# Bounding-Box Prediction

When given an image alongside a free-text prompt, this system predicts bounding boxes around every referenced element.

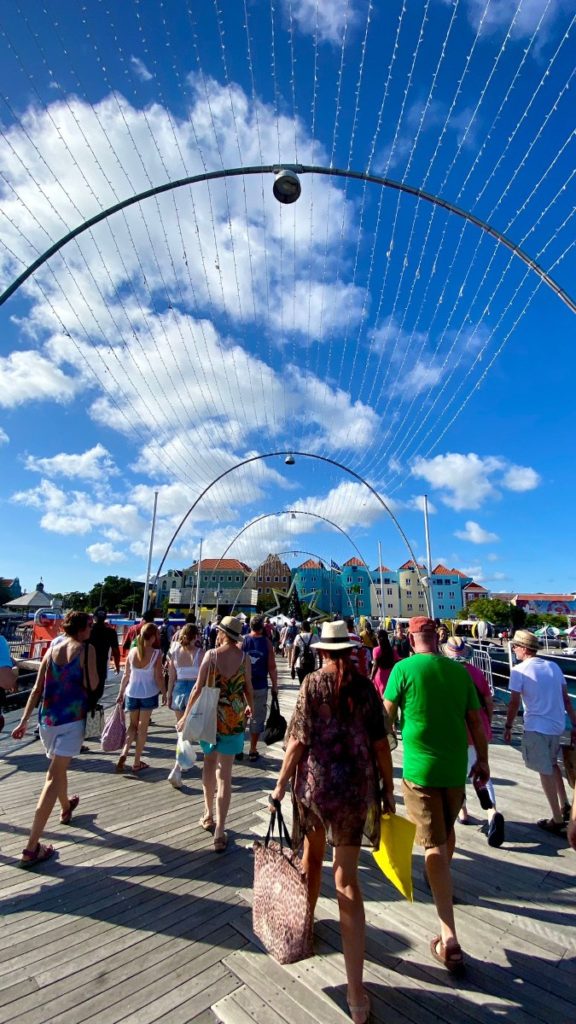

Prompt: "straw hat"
[312,620,360,651]
[216,615,243,640]
[511,629,539,651]
[442,636,472,660]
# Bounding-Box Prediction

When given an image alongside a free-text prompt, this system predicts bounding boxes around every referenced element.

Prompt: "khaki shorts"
[402,779,465,849]
[522,731,562,775]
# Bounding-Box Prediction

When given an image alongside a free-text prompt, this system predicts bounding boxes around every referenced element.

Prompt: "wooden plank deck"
[1,658,575,1024]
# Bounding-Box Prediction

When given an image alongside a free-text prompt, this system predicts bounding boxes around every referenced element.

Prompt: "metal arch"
[150,449,430,613]
[209,508,384,617]
[1,163,574,314]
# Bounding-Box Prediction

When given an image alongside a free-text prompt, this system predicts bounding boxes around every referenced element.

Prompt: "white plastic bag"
[182,653,219,745]
[176,736,197,769]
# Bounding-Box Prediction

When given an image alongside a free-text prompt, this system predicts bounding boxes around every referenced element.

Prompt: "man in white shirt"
[504,629,576,835]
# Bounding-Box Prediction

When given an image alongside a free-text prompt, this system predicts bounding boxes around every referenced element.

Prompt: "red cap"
[408,616,436,633]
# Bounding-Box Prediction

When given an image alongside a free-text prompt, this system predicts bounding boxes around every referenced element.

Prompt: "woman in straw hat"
[270,620,395,1024]
[178,616,253,852]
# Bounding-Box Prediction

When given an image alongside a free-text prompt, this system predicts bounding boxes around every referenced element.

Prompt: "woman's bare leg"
[120,710,139,760]
[133,710,152,767]
[333,845,366,1018]
[301,827,326,913]
[202,750,218,822]
[26,755,71,851]
[214,753,234,838]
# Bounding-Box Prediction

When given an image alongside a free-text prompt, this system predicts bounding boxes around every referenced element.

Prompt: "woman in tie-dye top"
[12,611,98,868]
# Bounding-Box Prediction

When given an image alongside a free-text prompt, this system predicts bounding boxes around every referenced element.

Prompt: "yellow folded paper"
[372,813,416,902]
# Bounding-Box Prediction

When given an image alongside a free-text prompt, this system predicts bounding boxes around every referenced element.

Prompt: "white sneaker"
[168,765,182,789]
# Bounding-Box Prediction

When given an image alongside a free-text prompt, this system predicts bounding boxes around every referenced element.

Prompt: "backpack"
[299,636,315,675]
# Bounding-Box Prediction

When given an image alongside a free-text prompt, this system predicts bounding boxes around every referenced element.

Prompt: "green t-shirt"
[385,654,480,787]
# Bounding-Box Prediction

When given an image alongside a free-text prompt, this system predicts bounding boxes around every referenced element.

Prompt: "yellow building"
[398,560,429,618]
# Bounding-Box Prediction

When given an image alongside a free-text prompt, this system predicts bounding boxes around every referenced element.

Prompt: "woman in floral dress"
[178,616,253,851]
[271,620,395,1024]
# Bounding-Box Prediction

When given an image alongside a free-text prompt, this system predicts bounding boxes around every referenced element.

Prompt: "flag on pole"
[330,560,342,574]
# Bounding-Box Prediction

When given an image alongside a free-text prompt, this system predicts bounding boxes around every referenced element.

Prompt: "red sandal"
[430,936,465,973]
[19,843,55,869]
[60,794,79,825]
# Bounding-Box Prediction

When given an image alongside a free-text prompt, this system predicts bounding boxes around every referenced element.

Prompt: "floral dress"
[288,668,389,850]
[199,651,248,755]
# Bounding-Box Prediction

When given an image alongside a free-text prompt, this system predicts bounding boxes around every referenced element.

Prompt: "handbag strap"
[266,798,292,851]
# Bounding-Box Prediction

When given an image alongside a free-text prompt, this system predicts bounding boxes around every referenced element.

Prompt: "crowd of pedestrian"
[4,606,576,1021]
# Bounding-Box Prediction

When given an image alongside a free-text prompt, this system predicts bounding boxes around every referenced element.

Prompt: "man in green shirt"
[384,616,489,974]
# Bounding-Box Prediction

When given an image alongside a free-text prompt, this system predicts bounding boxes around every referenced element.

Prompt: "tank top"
[172,643,203,681]
[39,647,88,727]
[242,634,269,690]
[125,648,161,698]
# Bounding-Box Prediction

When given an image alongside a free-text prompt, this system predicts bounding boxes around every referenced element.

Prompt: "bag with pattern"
[252,799,314,964]
[101,703,127,752]
[84,704,104,739]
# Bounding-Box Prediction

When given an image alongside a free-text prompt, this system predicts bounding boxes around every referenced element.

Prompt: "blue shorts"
[200,731,244,756]
[125,694,159,711]
[171,679,196,711]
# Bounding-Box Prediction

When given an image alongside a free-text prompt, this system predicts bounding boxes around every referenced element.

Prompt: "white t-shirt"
[509,656,567,735]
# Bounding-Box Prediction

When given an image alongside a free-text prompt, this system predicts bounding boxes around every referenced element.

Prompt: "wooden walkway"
[1,659,575,1024]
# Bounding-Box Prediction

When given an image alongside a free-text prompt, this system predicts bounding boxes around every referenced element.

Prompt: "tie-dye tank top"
[39,648,88,727]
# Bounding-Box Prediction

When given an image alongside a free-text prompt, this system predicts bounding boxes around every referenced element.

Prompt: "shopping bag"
[182,654,219,745]
[100,703,127,752]
[562,744,576,788]
[175,735,197,769]
[372,813,416,902]
[263,693,287,746]
[84,704,104,739]
[253,801,314,964]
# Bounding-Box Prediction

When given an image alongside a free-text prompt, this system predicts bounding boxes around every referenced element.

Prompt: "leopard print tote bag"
[253,799,314,964]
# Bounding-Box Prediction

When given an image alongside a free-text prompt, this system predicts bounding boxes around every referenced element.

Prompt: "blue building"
[292,559,341,615]
[340,558,373,619]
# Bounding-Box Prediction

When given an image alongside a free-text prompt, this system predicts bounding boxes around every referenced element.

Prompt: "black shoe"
[235,752,244,762]
[537,817,566,835]
[562,801,571,824]
[487,811,505,848]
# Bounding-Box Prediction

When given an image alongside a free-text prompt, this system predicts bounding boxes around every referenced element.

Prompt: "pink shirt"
[371,645,400,697]
[464,662,492,741]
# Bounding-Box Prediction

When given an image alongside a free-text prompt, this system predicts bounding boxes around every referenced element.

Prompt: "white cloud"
[502,465,541,492]
[290,480,396,534]
[406,495,437,514]
[24,443,119,481]
[487,552,499,562]
[11,478,145,538]
[0,427,9,445]
[287,0,363,45]
[455,520,500,544]
[411,452,540,511]
[130,56,153,82]
[461,0,567,39]
[0,350,79,408]
[86,542,125,564]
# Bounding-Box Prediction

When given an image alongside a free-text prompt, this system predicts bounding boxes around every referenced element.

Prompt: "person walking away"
[359,620,378,670]
[392,623,411,660]
[89,607,120,710]
[242,614,277,761]
[384,616,489,973]
[115,622,166,773]
[284,618,299,671]
[504,629,576,834]
[166,624,203,788]
[159,617,176,661]
[345,617,369,676]
[177,616,254,851]
[293,620,316,685]
[443,637,505,847]
[122,608,158,654]
[11,611,98,867]
[370,630,397,698]
[271,620,395,1024]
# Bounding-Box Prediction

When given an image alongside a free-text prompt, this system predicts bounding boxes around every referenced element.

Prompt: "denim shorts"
[40,720,85,759]
[171,679,196,712]
[125,694,159,711]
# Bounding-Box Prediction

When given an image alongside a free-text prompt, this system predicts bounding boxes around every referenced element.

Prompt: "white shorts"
[40,720,85,759]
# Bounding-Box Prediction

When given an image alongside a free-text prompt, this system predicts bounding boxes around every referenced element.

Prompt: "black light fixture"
[273,169,301,204]
[285,454,295,465]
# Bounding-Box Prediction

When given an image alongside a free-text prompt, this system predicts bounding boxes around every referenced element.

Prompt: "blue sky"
[0,0,574,598]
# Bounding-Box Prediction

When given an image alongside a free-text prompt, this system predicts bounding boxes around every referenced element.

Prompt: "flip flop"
[131,761,149,773]
[487,811,505,848]
[60,794,80,825]
[115,755,127,774]
[19,843,55,869]
[213,833,228,852]
[430,936,465,974]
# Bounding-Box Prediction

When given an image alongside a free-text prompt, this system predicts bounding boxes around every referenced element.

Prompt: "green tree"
[458,597,526,631]
[257,592,279,613]
[87,576,144,612]
[61,591,90,610]
[525,612,567,631]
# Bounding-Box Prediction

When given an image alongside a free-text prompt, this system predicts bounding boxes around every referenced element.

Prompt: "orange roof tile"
[516,593,575,601]
[464,582,488,591]
[189,558,252,572]
[432,564,453,575]
[374,565,392,572]
[399,559,426,570]
[298,559,324,569]
[343,557,366,567]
